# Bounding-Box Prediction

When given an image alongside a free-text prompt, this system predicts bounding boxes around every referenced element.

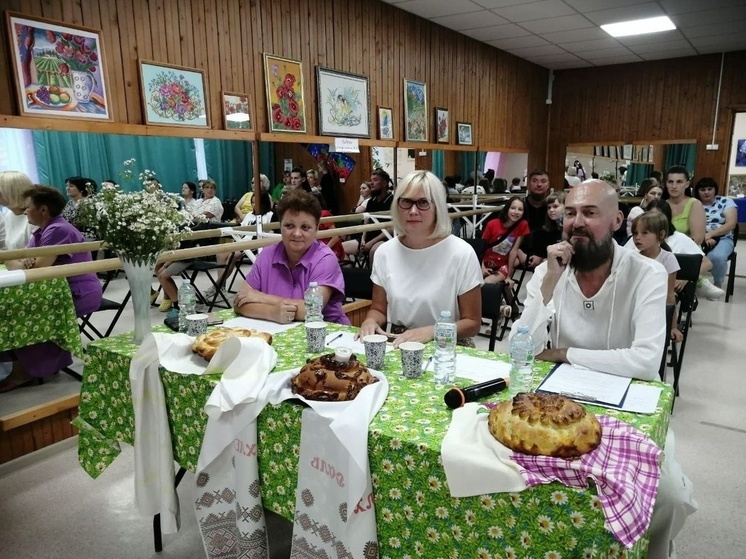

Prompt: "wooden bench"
[342,299,371,327]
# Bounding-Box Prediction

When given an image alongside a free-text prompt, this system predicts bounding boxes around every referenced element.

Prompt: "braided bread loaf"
[192,327,273,361]
[291,353,379,401]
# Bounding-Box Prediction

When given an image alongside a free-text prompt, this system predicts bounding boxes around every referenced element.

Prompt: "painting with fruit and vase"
[6,13,111,120]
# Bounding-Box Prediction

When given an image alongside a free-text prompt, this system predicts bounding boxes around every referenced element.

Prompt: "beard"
[567,229,614,272]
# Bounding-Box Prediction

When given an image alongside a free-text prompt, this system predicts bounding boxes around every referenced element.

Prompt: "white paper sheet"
[586,384,663,414]
[325,331,393,356]
[536,363,632,406]
[454,354,512,384]
[222,316,302,335]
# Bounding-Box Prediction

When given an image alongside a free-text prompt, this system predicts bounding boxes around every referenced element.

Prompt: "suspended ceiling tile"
[582,2,666,26]
[557,37,624,53]
[431,10,509,30]
[585,54,645,65]
[491,0,577,22]
[529,52,587,64]
[486,34,550,49]
[507,44,567,57]
[659,0,746,15]
[627,39,693,54]
[468,23,532,41]
[564,0,651,11]
[673,7,746,28]
[577,46,636,59]
[520,14,595,34]
[616,30,685,46]
[393,0,484,19]
[544,58,595,69]
[682,19,746,39]
[689,31,746,49]
[640,48,700,60]
[540,26,610,43]
[472,0,530,8]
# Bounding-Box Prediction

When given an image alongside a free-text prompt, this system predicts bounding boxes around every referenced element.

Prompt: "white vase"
[119,254,159,345]
[71,70,93,103]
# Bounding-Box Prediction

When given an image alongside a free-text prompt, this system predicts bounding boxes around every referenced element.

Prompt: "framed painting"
[737,140,746,167]
[316,67,370,138]
[6,12,111,120]
[139,60,209,128]
[378,107,393,140]
[622,144,633,160]
[222,91,253,130]
[403,79,427,142]
[435,107,449,144]
[264,53,306,133]
[456,122,473,146]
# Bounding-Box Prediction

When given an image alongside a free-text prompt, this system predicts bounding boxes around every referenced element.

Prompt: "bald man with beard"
[511,180,697,559]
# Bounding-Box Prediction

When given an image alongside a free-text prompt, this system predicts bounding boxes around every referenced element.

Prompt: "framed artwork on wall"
[139,60,209,128]
[622,144,633,160]
[264,53,306,133]
[378,106,393,140]
[6,12,111,120]
[456,122,473,146]
[435,107,449,143]
[316,67,370,138]
[736,140,746,167]
[222,91,253,130]
[403,79,427,142]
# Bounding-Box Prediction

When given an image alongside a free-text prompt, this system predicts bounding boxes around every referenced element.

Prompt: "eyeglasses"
[397,197,431,211]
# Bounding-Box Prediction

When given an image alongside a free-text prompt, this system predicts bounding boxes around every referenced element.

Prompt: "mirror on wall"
[565,142,697,195]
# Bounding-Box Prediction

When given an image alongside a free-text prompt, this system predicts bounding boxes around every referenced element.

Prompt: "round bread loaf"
[291,353,379,401]
[192,327,273,361]
[488,392,602,458]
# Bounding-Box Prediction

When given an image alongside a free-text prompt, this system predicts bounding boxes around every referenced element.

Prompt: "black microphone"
[444,377,510,409]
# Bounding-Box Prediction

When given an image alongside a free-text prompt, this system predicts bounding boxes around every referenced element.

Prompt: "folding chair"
[659,304,678,385]
[725,224,738,303]
[181,259,231,311]
[342,267,374,301]
[478,282,504,351]
[78,292,132,341]
[672,253,703,396]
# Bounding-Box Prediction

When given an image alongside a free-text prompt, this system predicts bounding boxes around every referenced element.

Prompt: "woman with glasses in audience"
[234,174,271,223]
[358,170,483,348]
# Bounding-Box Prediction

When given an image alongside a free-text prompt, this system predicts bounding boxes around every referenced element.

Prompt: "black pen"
[326,333,344,345]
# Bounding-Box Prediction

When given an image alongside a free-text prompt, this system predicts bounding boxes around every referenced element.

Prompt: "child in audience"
[521,191,565,269]
[481,196,529,317]
[631,211,683,341]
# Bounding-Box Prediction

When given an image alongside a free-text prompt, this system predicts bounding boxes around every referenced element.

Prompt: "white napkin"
[153,332,213,375]
[441,403,527,497]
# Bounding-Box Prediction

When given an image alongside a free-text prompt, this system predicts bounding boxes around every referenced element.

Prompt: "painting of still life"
[404,79,427,142]
[264,53,306,133]
[316,67,370,138]
[6,13,111,120]
[139,60,209,128]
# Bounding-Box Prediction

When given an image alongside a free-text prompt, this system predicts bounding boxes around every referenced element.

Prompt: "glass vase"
[119,254,159,345]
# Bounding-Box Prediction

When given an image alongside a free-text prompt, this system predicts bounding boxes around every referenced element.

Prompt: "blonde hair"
[0,171,34,212]
[306,170,319,181]
[253,174,270,190]
[392,170,451,239]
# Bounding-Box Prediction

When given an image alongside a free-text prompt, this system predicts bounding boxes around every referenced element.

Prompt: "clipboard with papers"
[535,363,662,414]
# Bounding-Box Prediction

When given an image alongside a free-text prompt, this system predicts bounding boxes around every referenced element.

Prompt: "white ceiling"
[380,0,746,69]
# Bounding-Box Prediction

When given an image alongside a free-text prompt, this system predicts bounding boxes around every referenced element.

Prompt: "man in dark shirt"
[361,168,393,263]
[519,169,551,268]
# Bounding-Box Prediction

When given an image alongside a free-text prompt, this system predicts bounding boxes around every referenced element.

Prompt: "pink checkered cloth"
[511,415,662,548]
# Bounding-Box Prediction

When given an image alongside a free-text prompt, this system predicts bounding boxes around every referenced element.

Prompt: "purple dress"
[247,240,350,325]
[1,215,103,378]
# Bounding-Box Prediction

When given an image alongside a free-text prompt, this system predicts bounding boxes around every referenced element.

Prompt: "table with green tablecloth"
[0,272,84,359]
[75,311,673,558]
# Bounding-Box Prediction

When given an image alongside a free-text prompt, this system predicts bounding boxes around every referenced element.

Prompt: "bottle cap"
[334,347,352,363]
[310,281,318,288]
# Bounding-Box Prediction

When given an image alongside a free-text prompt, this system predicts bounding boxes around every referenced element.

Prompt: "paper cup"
[363,334,387,370]
[399,341,425,379]
[305,321,327,353]
[185,313,209,336]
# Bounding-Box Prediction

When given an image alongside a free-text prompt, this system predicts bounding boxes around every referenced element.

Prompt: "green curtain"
[627,163,653,189]
[664,144,696,176]
[33,131,198,194]
[203,139,252,200]
[259,141,276,187]
[432,150,444,178]
[461,152,484,183]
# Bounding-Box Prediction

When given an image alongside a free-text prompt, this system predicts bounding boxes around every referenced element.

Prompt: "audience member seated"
[360,168,394,265]
[353,181,372,213]
[0,171,36,250]
[358,170,482,347]
[664,165,705,245]
[510,180,697,559]
[181,181,200,215]
[0,186,103,392]
[510,177,522,192]
[234,174,270,223]
[317,159,338,215]
[233,189,349,325]
[693,177,737,293]
[62,176,97,231]
[271,170,291,202]
[516,169,551,267]
[565,166,581,188]
[192,179,223,222]
[626,178,663,238]
[523,192,565,269]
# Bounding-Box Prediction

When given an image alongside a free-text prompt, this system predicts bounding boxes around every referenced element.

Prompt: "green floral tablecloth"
[76,311,673,559]
[0,274,84,359]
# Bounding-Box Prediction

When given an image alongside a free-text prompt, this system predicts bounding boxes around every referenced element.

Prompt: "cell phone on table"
[207,312,224,326]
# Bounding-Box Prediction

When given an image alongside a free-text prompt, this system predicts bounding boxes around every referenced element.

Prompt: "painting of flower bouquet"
[6,13,111,120]
[222,91,253,130]
[316,67,370,138]
[139,60,208,128]
[404,79,427,142]
[435,107,449,144]
[264,53,306,133]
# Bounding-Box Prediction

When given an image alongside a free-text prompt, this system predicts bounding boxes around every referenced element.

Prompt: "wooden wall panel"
[549,51,746,191]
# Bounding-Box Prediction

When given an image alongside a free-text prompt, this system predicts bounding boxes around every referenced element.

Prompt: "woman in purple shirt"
[233,189,349,325]
[0,185,102,392]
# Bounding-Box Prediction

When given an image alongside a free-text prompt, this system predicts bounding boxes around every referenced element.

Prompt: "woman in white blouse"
[0,171,36,250]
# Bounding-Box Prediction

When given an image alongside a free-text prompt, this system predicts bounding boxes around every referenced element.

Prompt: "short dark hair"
[693,177,718,201]
[276,189,321,223]
[65,176,96,196]
[528,169,549,181]
[665,165,689,182]
[23,185,66,217]
[371,168,391,186]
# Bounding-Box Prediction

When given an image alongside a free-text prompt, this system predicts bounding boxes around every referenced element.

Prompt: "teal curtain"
[627,163,653,189]
[664,144,696,175]
[432,150,444,178]
[203,139,252,200]
[259,141,276,187]
[33,131,197,194]
[461,152,484,183]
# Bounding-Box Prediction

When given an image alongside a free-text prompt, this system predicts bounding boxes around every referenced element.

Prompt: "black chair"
[672,253,703,396]
[463,237,485,260]
[342,266,373,300]
[725,223,738,303]
[478,282,504,351]
[659,304,678,385]
[78,292,132,341]
[181,258,231,311]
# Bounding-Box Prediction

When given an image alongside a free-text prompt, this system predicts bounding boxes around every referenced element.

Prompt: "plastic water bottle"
[509,325,535,395]
[434,311,457,384]
[178,279,197,332]
[304,281,324,323]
